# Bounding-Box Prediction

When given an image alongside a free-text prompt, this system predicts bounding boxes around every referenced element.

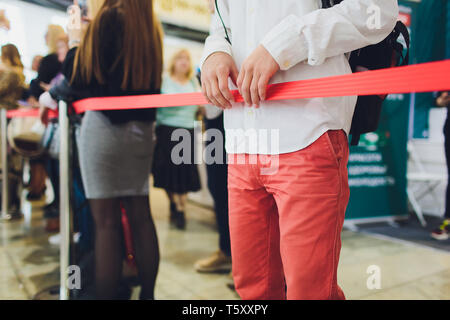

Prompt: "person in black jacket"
[28,25,65,104]
[431,92,450,240]
[26,25,65,201]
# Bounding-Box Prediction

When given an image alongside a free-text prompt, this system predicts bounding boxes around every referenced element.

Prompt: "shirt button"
[283,61,290,69]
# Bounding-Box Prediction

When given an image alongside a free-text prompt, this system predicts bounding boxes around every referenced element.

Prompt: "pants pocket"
[324,130,346,168]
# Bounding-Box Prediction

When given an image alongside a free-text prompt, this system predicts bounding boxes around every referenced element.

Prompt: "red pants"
[228,130,350,300]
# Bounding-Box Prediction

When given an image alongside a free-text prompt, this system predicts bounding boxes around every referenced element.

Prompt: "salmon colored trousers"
[227,130,350,300]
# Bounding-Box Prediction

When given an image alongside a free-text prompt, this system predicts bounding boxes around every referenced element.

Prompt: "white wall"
[0,1,208,80]
[0,0,68,82]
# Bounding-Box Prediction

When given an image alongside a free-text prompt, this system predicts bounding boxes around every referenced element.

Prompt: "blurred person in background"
[31,55,43,73]
[26,24,65,202]
[28,24,65,104]
[39,34,70,232]
[431,91,450,241]
[0,44,25,217]
[194,0,232,278]
[0,44,25,84]
[152,49,202,230]
[66,0,163,300]
[40,35,69,92]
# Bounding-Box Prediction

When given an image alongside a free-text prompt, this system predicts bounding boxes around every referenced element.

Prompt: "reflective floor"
[1,185,449,300]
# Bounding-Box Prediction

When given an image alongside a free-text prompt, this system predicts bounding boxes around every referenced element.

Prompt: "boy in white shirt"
[201,0,398,299]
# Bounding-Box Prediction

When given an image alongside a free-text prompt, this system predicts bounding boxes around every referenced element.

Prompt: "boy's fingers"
[211,77,231,108]
[250,74,260,107]
[241,72,253,106]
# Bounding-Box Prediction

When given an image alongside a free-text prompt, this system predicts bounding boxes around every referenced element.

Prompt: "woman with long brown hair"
[0,44,25,84]
[65,0,163,299]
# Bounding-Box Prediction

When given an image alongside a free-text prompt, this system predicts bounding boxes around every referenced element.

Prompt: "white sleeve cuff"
[260,15,309,71]
[200,36,233,71]
[39,91,58,110]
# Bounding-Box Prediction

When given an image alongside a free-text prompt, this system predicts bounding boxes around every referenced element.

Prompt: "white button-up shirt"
[201,0,399,155]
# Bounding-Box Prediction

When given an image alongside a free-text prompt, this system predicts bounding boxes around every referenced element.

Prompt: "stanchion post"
[59,101,70,300]
[1,108,10,221]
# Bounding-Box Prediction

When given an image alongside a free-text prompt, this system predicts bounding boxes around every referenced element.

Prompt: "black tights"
[90,196,159,300]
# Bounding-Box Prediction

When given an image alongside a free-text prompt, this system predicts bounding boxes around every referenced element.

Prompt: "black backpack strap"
[322,0,343,8]
[215,0,231,45]
[321,0,331,8]
[394,21,410,66]
[350,133,361,146]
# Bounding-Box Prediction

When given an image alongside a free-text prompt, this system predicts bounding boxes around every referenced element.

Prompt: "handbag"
[7,113,46,158]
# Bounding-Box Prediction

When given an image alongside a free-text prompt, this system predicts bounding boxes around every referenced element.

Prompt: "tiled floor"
[0,185,449,300]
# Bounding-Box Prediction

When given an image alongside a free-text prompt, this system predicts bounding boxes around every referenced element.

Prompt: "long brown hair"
[1,44,24,69]
[72,0,163,91]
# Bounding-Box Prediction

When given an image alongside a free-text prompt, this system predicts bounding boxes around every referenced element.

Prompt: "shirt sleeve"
[200,0,233,69]
[261,0,399,70]
[39,91,58,110]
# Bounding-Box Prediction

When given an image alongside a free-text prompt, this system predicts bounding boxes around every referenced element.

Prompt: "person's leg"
[47,158,60,206]
[228,154,286,300]
[205,114,231,256]
[165,190,175,207]
[444,117,450,219]
[90,198,123,300]
[165,190,178,224]
[194,158,231,273]
[266,130,349,300]
[173,193,188,212]
[432,117,450,240]
[28,159,47,199]
[169,193,187,229]
[195,158,231,273]
[207,158,231,256]
[121,195,160,300]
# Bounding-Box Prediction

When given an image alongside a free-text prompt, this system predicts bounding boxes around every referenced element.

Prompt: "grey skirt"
[78,111,155,199]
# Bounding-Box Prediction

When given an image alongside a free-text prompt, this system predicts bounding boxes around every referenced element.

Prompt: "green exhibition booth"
[345,0,448,222]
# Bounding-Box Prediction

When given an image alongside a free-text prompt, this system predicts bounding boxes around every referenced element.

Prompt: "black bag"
[322,0,410,145]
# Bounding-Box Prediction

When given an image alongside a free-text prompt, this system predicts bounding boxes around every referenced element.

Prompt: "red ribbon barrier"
[72,59,450,113]
[6,108,58,119]
[5,60,450,119]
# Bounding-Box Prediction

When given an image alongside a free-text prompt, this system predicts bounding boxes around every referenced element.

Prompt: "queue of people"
[1,0,232,300]
[0,0,448,301]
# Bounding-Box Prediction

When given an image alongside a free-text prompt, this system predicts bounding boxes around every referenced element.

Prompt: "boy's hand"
[201,52,239,109]
[237,45,279,108]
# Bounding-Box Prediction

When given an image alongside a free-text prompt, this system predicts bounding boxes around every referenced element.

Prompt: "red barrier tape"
[6,108,58,119]
[72,60,450,113]
[5,60,450,119]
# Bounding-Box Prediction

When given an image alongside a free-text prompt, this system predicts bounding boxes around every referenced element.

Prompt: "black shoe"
[170,210,186,230]
[26,191,45,201]
[44,205,59,219]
